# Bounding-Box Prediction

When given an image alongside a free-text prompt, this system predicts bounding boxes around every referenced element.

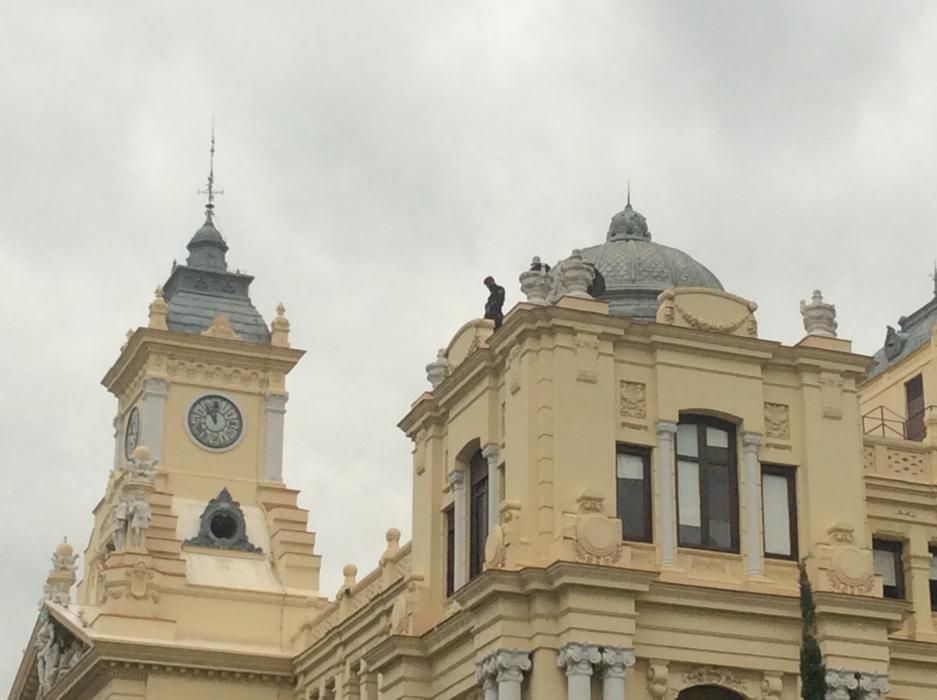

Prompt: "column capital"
[494,649,531,683]
[599,646,635,680]
[142,376,168,398]
[474,653,498,690]
[448,469,465,491]
[857,672,890,700]
[265,392,289,412]
[741,431,763,451]
[825,668,858,700]
[656,420,678,436]
[557,642,600,677]
[482,443,501,464]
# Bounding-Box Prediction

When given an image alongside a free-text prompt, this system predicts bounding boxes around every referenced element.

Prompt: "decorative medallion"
[187,394,243,450]
[184,487,262,553]
[620,381,647,418]
[764,402,790,440]
[124,407,140,460]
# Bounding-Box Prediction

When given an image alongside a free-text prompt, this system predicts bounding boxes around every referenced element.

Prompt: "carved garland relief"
[825,523,874,595]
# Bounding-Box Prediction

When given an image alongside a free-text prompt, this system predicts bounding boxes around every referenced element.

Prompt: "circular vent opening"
[210,512,238,540]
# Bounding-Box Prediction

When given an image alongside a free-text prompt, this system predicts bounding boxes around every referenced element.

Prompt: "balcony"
[863,435,934,483]
[862,405,927,442]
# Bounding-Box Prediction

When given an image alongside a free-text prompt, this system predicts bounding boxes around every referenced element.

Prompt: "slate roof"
[160,215,271,344]
[868,295,937,378]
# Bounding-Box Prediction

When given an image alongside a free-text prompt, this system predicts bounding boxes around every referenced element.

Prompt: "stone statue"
[127,498,152,550]
[35,610,61,696]
[483,276,505,329]
[126,446,158,483]
[800,289,837,338]
[112,498,129,551]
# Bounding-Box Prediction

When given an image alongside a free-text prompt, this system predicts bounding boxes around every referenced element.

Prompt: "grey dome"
[573,202,723,318]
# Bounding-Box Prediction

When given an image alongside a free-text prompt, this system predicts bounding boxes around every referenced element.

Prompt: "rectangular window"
[444,504,454,597]
[469,451,488,580]
[872,539,904,600]
[615,445,652,542]
[762,465,798,560]
[675,416,739,552]
[930,545,937,612]
[906,374,925,441]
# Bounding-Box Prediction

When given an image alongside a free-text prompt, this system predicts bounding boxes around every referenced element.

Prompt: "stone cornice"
[102,328,305,398]
[640,582,799,619]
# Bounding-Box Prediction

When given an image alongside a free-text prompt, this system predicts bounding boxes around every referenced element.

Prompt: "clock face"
[187,395,243,450]
[124,407,140,459]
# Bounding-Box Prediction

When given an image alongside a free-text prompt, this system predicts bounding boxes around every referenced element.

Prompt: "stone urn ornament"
[800,289,837,337]
[560,250,594,298]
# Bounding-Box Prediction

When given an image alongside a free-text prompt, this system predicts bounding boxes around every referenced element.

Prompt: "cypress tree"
[799,560,826,700]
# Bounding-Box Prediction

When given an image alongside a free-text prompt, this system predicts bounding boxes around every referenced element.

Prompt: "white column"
[742,431,764,578]
[495,649,531,700]
[449,469,467,589]
[656,421,678,566]
[482,443,501,531]
[600,647,635,700]
[264,392,289,481]
[140,377,168,462]
[557,643,599,700]
[474,653,498,700]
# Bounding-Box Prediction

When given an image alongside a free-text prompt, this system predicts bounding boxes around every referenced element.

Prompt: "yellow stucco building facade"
[8,193,937,700]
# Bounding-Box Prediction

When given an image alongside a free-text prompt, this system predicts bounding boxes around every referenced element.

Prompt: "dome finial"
[627,180,631,207]
[198,118,224,222]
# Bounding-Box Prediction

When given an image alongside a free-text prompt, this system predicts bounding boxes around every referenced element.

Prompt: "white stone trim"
[742,431,764,578]
[495,649,531,700]
[263,392,288,481]
[448,469,467,590]
[558,643,600,700]
[599,647,635,700]
[656,421,678,566]
[482,443,501,530]
[141,377,168,462]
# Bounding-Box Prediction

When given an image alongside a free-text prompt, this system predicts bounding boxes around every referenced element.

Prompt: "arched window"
[468,450,488,579]
[676,415,739,552]
[678,687,745,700]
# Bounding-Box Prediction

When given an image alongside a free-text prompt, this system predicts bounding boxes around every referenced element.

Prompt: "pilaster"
[264,392,289,481]
[483,443,501,530]
[741,431,764,578]
[140,377,168,462]
[655,421,678,566]
[449,469,467,589]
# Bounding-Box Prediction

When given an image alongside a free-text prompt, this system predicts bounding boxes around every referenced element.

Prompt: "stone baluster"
[449,469,466,590]
[495,649,531,700]
[741,431,764,578]
[599,647,635,700]
[655,421,678,566]
[557,643,600,700]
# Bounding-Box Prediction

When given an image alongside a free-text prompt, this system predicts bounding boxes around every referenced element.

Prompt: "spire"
[931,261,937,297]
[198,119,224,222]
[187,124,229,272]
[626,180,631,208]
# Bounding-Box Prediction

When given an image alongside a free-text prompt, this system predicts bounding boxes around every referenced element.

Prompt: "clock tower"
[53,160,326,693]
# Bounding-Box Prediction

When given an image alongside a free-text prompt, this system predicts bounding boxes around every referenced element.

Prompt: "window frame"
[872,538,905,600]
[675,415,740,553]
[443,503,455,597]
[615,443,653,543]
[929,544,937,612]
[468,450,488,581]
[761,464,799,561]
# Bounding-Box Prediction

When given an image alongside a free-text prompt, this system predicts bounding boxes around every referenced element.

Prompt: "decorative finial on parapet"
[931,261,937,297]
[270,303,291,347]
[148,286,168,330]
[519,256,553,305]
[45,538,78,606]
[342,563,358,593]
[559,250,593,298]
[800,289,838,338]
[121,328,134,351]
[426,349,448,389]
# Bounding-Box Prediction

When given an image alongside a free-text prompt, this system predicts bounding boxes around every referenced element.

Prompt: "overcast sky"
[3,1,937,690]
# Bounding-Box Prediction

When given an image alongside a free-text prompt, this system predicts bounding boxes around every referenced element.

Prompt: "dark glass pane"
[679,524,702,545]
[617,478,646,541]
[706,464,732,549]
[469,476,488,579]
[445,506,455,596]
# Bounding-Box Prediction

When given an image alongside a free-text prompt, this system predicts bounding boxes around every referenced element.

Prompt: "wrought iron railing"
[862,405,929,441]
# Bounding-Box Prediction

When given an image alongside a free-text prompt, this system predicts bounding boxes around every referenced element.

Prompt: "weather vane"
[198,120,223,220]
